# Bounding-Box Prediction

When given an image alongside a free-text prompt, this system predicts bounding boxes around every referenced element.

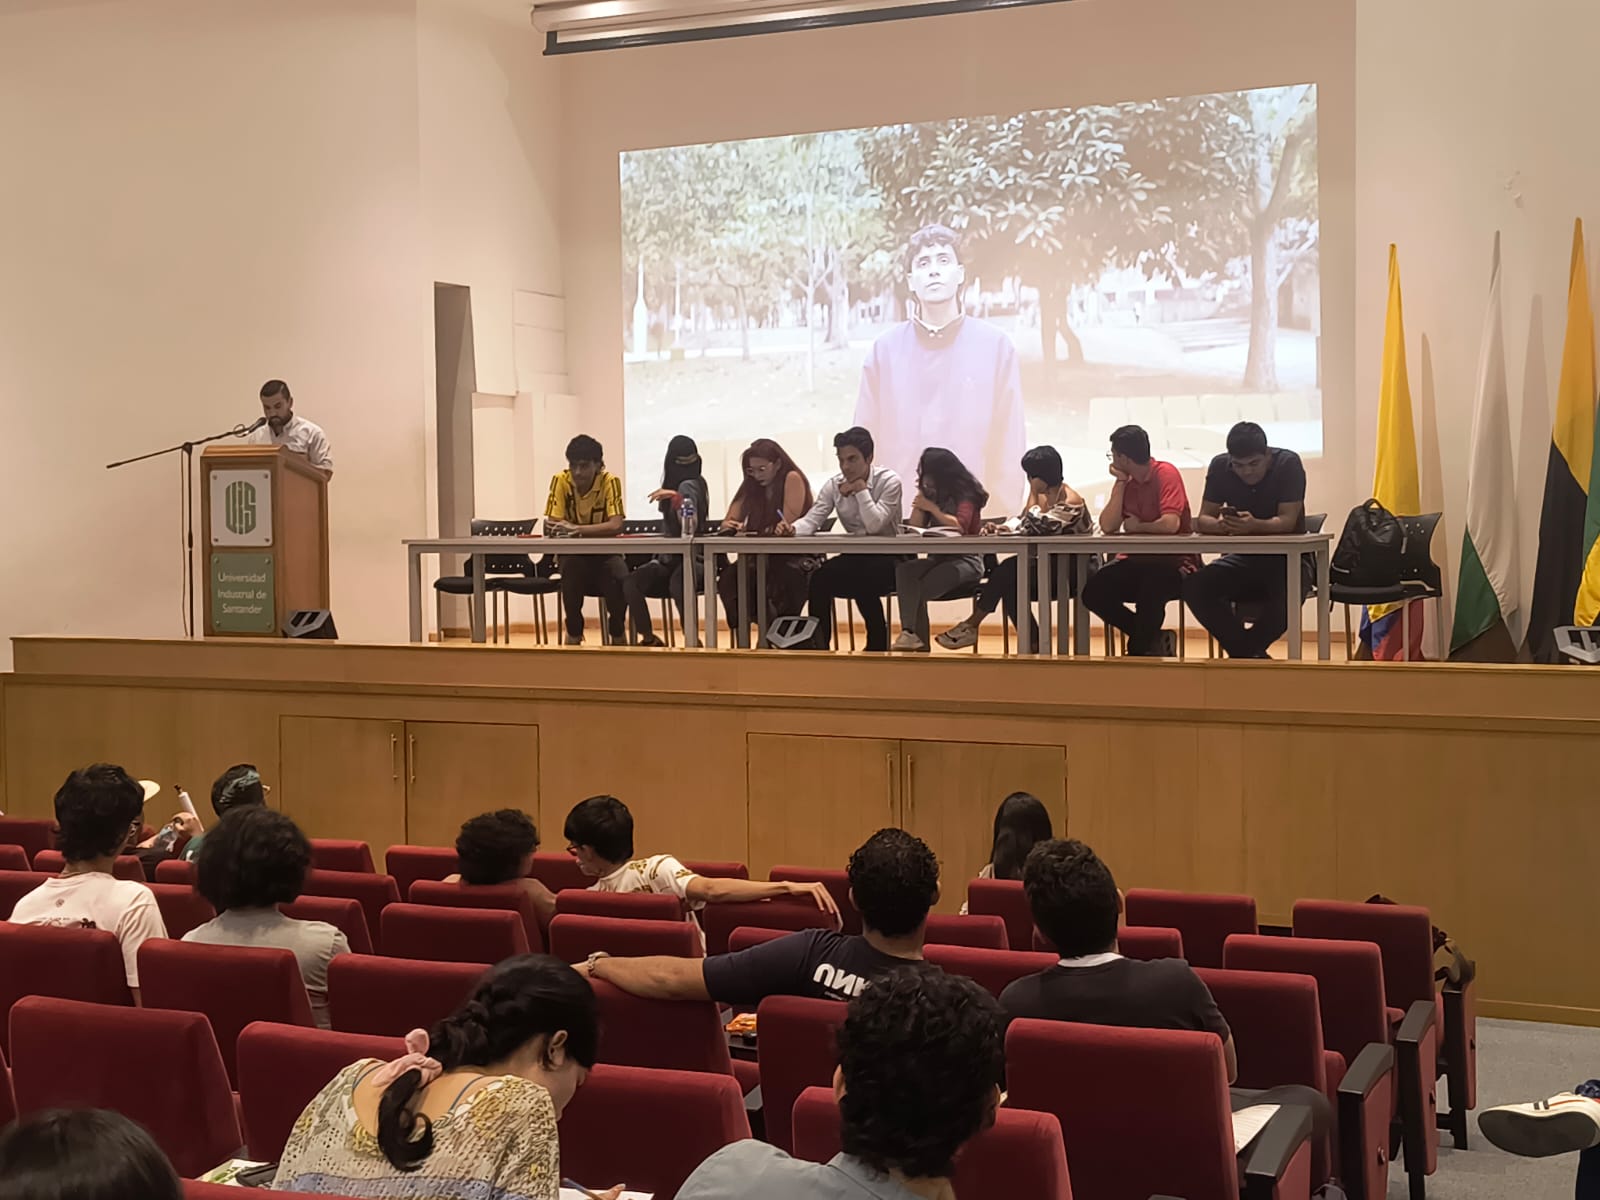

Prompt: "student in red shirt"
[1082,425,1196,656]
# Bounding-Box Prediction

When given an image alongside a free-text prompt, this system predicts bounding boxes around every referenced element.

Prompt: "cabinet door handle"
[905,753,915,820]
[390,733,400,782]
[408,734,417,785]
[885,752,895,819]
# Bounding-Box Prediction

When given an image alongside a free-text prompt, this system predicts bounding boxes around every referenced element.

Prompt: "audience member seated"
[443,808,556,925]
[677,967,1005,1198]
[959,790,1053,914]
[7,764,167,999]
[1082,424,1196,657]
[184,806,350,1029]
[0,1108,181,1200]
[563,795,840,939]
[1480,1081,1600,1199]
[181,763,269,864]
[1002,838,1334,1187]
[274,954,622,1200]
[1184,421,1309,659]
[579,828,938,1005]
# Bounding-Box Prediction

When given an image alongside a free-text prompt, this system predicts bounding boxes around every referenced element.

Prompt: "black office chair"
[1203,512,1328,659]
[1330,512,1443,660]
[432,518,538,644]
[496,553,561,645]
[620,518,679,646]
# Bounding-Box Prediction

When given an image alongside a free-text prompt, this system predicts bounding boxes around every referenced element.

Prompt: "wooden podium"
[200,445,329,638]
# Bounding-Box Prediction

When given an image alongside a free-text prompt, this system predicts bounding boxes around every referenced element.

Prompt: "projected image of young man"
[854,224,1025,503]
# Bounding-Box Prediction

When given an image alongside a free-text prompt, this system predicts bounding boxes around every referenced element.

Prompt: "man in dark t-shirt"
[1001,838,1333,1188]
[1183,421,1308,658]
[578,828,940,1006]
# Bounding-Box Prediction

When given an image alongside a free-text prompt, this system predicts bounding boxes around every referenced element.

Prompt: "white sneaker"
[935,620,980,650]
[891,631,926,652]
[1479,1093,1600,1157]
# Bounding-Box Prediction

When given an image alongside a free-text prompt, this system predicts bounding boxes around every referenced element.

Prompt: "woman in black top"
[625,434,710,646]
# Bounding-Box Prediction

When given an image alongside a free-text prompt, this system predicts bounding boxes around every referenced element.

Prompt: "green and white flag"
[1450,232,1523,658]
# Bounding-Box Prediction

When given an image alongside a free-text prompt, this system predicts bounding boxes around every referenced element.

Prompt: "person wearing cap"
[623,434,710,647]
[8,764,169,1000]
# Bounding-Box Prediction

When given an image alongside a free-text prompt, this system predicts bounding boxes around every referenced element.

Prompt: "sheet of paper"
[1232,1103,1280,1152]
[560,1190,653,1200]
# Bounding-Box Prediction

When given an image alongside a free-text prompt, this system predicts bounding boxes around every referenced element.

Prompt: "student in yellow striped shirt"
[545,434,627,645]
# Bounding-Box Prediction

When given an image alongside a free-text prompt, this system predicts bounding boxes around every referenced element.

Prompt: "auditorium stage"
[3,636,1597,1024]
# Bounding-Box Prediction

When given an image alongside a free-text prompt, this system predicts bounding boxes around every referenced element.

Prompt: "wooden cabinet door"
[746,734,900,880]
[278,716,406,850]
[405,722,540,851]
[900,741,1066,913]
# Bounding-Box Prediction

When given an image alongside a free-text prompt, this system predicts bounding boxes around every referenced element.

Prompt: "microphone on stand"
[236,416,267,435]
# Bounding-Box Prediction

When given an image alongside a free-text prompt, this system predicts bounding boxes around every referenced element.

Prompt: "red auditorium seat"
[0,817,55,865]
[792,1086,1074,1199]
[281,894,375,955]
[1125,887,1258,968]
[11,996,239,1179]
[727,925,790,953]
[237,1021,402,1161]
[146,882,216,938]
[1198,966,1393,1200]
[0,845,28,872]
[410,879,545,952]
[701,896,835,956]
[966,877,1034,952]
[0,925,131,1055]
[384,844,459,901]
[926,912,1008,949]
[555,889,684,923]
[0,870,54,920]
[549,914,702,962]
[923,944,1054,999]
[589,978,743,1079]
[1225,933,1437,1198]
[772,865,860,934]
[381,902,527,963]
[1293,897,1476,1150]
[30,849,146,881]
[1029,922,1184,960]
[682,859,749,879]
[559,1064,750,1200]
[529,851,590,892]
[138,940,315,1084]
[308,839,375,873]
[326,955,483,1036]
[1007,1018,1314,1200]
[300,868,399,939]
[757,994,847,1153]
[153,858,197,885]
[0,1042,15,1129]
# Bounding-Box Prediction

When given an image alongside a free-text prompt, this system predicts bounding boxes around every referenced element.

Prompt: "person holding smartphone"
[1184,421,1307,658]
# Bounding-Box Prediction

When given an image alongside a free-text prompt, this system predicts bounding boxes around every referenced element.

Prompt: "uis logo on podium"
[224,480,258,536]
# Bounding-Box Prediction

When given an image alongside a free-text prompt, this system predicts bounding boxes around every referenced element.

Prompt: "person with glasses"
[1182,421,1307,658]
[7,764,169,1002]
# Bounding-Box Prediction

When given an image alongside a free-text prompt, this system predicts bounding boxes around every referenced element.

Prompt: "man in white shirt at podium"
[251,379,333,480]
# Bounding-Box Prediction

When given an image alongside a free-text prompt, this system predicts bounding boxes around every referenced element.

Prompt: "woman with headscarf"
[624,435,709,646]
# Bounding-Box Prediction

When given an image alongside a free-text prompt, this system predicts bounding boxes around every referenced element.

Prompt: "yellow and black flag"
[1528,219,1597,660]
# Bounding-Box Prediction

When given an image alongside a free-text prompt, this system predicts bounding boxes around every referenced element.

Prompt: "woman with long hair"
[624,434,710,646]
[273,955,622,1199]
[959,791,1054,914]
[716,438,814,647]
[892,447,988,652]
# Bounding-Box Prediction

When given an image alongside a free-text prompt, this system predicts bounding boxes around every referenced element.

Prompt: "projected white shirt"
[853,314,1024,503]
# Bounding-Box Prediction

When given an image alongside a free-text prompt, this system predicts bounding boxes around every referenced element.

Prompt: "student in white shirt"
[777,427,904,652]
[8,764,168,998]
[562,796,841,934]
[250,379,333,480]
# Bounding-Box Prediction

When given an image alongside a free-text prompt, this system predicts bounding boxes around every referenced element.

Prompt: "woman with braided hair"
[273,955,622,1199]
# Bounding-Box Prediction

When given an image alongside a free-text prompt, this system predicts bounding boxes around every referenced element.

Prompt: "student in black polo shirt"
[576,828,939,1005]
[1183,421,1308,658]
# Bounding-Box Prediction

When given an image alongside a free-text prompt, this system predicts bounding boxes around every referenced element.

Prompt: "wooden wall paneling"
[1240,725,1339,921]
[746,734,899,880]
[278,716,407,849]
[900,740,1066,913]
[404,721,539,851]
[536,703,751,864]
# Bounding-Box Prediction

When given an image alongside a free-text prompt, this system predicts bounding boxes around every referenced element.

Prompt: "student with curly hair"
[0,1108,181,1200]
[678,967,1006,1197]
[8,764,168,999]
[273,955,622,1200]
[185,806,349,1028]
[443,809,556,926]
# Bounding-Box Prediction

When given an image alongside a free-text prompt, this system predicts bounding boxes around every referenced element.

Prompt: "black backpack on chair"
[1331,499,1406,588]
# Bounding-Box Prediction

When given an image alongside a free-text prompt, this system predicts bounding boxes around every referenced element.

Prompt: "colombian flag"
[1361,245,1425,660]
[1528,220,1597,659]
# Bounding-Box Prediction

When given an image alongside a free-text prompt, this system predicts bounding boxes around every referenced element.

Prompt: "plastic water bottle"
[680,493,698,538]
